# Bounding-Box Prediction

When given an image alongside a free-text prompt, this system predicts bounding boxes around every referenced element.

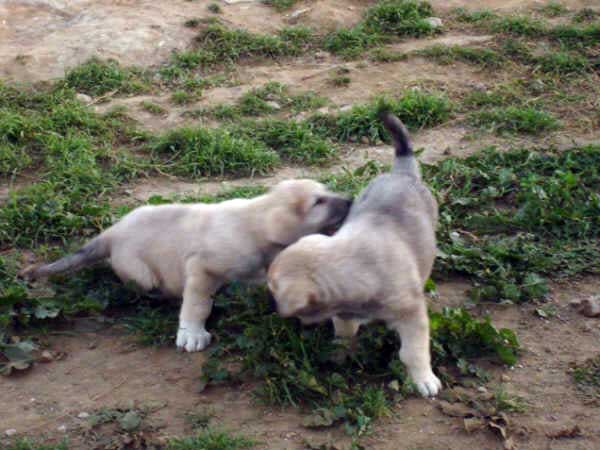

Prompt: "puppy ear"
[265,206,302,244]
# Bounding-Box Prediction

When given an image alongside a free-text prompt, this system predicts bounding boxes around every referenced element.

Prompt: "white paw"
[176,321,211,352]
[412,369,442,397]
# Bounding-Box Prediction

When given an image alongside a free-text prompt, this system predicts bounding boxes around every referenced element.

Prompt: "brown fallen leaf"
[503,437,516,450]
[546,424,582,439]
[464,416,486,433]
[438,400,478,418]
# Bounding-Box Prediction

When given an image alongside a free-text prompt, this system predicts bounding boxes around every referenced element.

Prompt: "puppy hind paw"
[412,370,442,398]
[176,326,211,352]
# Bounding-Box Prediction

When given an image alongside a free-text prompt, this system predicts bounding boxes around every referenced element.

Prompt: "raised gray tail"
[20,235,110,281]
[380,112,420,178]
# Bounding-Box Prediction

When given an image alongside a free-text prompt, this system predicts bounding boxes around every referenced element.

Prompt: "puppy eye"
[314,197,327,206]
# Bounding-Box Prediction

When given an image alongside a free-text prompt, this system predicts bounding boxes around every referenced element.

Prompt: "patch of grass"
[419,45,503,67]
[150,127,280,177]
[63,58,149,96]
[204,82,326,120]
[166,429,255,450]
[538,1,568,17]
[536,51,590,74]
[140,101,166,115]
[369,47,408,62]
[499,38,533,62]
[462,85,523,109]
[1,439,68,450]
[363,0,436,37]
[493,387,527,412]
[323,27,380,58]
[233,118,336,165]
[201,283,518,436]
[571,354,600,399]
[490,15,547,36]
[262,0,297,11]
[549,22,600,48]
[572,8,599,23]
[184,18,202,28]
[193,23,314,66]
[208,3,222,14]
[453,8,498,23]
[469,106,559,134]
[309,91,452,143]
[171,90,198,105]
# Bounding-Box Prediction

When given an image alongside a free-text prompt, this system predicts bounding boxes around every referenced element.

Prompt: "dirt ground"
[1,1,600,449]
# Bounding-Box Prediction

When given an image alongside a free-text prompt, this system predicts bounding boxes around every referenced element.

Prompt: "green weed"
[166,429,255,450]
[309,91,452,143]
[490,15,547,36]
[536,51,590,74]
[171,90,198,105]
[369,47,408,62]
[140,101,166,115]
[469,106,559,134]
[323,28,380,58]
[150,127,280,177]
[0,439,68,450]
[208,3,222,14]
[538,1,568,17]
[571,354,600,399]
[232,118,336,165]
[363,0,436,37]
[63,58,149,96]
[262,0,297,11]
[453,8,498,23]
[493,387,527,412]
[548,22,600,48]
[462,85,523,109]
[419,45,503,67]
[184,18,202,28]
[572,8,599,23]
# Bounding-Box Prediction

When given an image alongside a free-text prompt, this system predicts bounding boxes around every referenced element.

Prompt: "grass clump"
[63,58,149,96]
[207,2,222,14]
[166,429,255,450]
[453,8,498,23]
[140,101,166,115]
[310,91,452,143]
[1,439,68,450]
[536,51,590,74]
[151,127,279,177]
[323,28,380,59]
[419,45,503,67]
[469,106,559,134]
[572,8,599,23]
[171,89,198,105]
[204,82,326,120]
[233,119,336,165]
[193,23,314,66]
[538,1,568,17]
[363,0,436,37]
[262,0,297,11]
[549,22,600,48]
[490,15,547,36]
[571,354,600,400]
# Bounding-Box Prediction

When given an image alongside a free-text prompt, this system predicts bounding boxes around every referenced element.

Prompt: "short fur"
[21,180,352,352]
[267,113,442,397]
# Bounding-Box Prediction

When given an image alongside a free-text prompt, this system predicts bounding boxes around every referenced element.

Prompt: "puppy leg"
[332,316,360,338]
[176,258,219,352]
[391,301,441,397]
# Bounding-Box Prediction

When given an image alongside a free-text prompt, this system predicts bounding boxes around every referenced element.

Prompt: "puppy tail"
[19,235,110,281]
[380,111,420,178]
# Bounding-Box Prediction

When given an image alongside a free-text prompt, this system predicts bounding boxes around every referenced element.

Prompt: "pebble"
[425,17,443,29]
[501,374,511,382]
[477,386,488,393]
[57,425,67,432]
[266,101,281,110]
[76,93,92,104]
[288,8,311,21]
[78,412,90,419]
[5,429,17,437]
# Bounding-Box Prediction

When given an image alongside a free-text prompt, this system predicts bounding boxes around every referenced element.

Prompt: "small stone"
[360,136,370,145]
[339,104,352,112]
[76,93,92,103]
[477,386,488,393]
[470,82,487,91]
[57,425,67,432]
[288,8,311,21]
[78,412,90,419]
[314,51,328,60]
[266,101,281,110]
[5,429,17,437]
[425,17,443,29]
[316,106,329,115]
[501,374,511,382]
[580,296,600,317]
[39,350,55,363]
[223,0,255,4]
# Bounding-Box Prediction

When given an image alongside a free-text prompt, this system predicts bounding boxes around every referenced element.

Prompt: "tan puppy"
[268,113,441,397]
[21,180,352,352]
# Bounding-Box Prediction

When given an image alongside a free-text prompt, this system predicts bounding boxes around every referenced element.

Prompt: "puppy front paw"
[176,323,211,352]
[411,369,442,397]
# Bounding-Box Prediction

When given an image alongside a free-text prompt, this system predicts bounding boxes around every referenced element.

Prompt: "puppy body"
[268,114,441,397]
[22,179,352,352]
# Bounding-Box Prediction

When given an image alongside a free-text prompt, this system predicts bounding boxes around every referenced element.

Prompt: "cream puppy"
[268,113,441,397]
[21,180,352,352]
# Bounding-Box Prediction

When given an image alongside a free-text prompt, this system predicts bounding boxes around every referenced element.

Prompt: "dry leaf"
[464,417,486,433]
[547,424,582,439]
[438,400,477,418]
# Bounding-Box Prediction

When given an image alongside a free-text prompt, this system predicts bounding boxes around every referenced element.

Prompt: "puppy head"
[267,236,333,324]
[265,179,352,245]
